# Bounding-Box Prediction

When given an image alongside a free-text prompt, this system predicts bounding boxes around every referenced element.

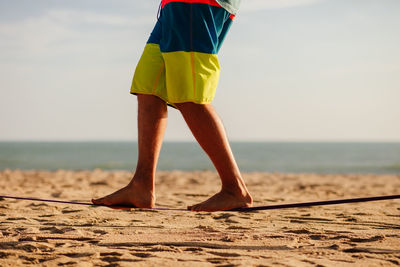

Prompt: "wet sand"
[0,169,399,266]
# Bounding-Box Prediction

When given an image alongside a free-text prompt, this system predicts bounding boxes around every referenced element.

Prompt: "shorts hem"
[130,90,213,108]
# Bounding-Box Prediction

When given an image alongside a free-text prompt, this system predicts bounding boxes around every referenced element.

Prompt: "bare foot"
[92,181,155,209]
[187,189,253,212]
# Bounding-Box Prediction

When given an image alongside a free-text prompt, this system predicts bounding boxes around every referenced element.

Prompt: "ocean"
[0,142,399,174]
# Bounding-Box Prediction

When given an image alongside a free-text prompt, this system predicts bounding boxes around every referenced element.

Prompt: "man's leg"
[175,102,253,212]
[92,94,168,208]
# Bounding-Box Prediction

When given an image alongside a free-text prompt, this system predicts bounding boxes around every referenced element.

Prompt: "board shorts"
[130,0,235,107]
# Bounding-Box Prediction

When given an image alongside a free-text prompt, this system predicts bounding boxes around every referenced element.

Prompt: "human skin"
[92,94,252,211]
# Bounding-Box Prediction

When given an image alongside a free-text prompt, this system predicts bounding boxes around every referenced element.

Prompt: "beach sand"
[0,169,399,266]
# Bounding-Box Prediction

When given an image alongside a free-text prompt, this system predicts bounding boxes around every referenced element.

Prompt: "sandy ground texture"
[0,169,399,266]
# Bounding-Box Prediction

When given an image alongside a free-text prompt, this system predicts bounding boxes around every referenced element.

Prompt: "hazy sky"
[0,0,399,141]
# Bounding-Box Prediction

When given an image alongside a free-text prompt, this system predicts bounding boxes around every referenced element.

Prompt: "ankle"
[128,174,155,192]
[221,183,250,198]
[126,180,156,206]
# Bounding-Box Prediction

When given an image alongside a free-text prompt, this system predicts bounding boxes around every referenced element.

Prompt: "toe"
[188,204,199,211]
[191,204,202,212]
[188,205,198,211]
[92,198,105,205]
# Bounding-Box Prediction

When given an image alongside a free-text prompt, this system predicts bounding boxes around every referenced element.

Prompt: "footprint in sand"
[55,242,67,247]
[38,214,55,218]
[100,252,123,257]
[101,256,138,263]
[62,252,94,258]
[57,261,77,266]
[16,243,55,253]
[353,212,369,216]
[208,251,241,257]
[51,192,62,198]
[60,227,82,234]
[342,247,399,254]
[286,216,334,222]
[226,225,250,230]
[184,247,204,252]
[212,213,235,220]
[101,256,142,264]
[285,229,313,234]
[38,226,81,235]
[100,252,143,263]
[39,226,66,234]
[37,236,96,243]
[61,209,83,214]
[206,257,232,264]
[194,215,212,220]
[6,217,27,221]
[131,252,153,258]
[309,234,329,240]
[349,235,385,243]
[220,236,235,242]
[18,236,37,242]
[329,234,352,240]
[147,245,182,253]
[224,218,239,224]
[344,217,358,222]
[0,251,12,259]
[33,218,51,223]
[39,244,56,253]
[92,229,108,235]
[301,259,318,265]
[18,255,38,264]
[28,203,49,207]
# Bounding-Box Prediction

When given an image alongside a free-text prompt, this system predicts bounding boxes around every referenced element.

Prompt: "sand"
[0,169,399,266]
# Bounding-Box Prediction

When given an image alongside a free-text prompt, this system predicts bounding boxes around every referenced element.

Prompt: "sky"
[0,0,399,142]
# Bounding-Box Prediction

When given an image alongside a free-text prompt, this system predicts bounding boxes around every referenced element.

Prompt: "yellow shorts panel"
[130,43,220,106]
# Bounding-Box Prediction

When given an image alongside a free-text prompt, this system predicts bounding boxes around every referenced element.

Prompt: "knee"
[137,94,164,105]
[137,94,167,114]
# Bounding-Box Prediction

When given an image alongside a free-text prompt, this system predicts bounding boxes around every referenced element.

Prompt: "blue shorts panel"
[147,2,233,54]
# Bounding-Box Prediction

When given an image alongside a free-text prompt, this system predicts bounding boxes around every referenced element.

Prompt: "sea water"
[0,142,399,174]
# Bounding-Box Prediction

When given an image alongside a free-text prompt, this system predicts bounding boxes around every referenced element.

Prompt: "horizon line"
[1,139,400,143]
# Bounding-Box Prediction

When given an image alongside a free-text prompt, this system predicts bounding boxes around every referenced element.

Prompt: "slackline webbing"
[0,194,399,212]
